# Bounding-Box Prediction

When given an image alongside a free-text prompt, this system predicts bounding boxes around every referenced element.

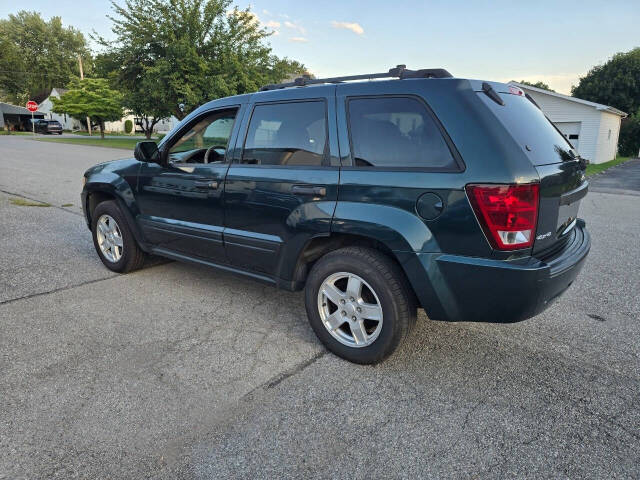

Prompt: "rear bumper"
[402,220,590,323]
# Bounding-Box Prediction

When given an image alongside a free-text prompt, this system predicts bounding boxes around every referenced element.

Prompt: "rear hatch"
[47,121,62,131]
[475,83,587,254]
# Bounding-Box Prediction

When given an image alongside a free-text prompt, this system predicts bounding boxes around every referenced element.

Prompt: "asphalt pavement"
[590,158,640,196]
[1,135,638,479]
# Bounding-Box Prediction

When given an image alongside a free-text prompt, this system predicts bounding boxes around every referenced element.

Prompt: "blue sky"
[2,0,639,93]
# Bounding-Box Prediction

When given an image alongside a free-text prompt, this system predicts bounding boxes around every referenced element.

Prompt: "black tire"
[305,247,417,364]
[91,200,146,273]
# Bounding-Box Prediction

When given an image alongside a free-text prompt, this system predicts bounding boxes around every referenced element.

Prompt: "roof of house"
[31,90,51,105]
[0,102,45,116]
[513,83,627,117]
[35,87,68,106]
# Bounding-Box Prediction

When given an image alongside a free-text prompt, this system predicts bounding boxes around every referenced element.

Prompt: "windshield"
[478,92,575,165]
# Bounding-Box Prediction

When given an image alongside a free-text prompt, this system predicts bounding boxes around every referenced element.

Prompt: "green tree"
[0,35,25,104]
[0,11,90,104]
[52,78,124,139]
[98,0,305,120]
[618,110,640,157]
[571,48,640,115]
[573,48,640,159]
[513,80,555,92]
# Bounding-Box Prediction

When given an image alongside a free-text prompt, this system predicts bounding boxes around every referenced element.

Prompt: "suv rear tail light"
[466,183,539,250]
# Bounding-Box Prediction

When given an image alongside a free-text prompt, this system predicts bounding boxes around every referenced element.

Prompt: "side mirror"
[134,141,160,163]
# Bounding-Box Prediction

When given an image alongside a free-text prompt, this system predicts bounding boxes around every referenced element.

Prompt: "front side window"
[241,101,327,166]
[347,97,456,169]
[169,109,237,164]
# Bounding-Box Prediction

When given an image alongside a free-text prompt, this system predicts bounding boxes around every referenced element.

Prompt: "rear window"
[347,97,457,169]
[478,92,574,165]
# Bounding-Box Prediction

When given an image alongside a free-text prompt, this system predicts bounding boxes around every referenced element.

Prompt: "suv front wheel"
[305,247,416,364]
[91,200,146,273]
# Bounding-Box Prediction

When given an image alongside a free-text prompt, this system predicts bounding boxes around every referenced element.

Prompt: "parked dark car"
[34,119,63,134]
[81,66,590,364]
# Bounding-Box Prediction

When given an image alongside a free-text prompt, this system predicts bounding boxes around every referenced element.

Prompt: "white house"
[38,87,179,134]
[37,88,82,130]
[514,83,627,164]
[104,115,179,134]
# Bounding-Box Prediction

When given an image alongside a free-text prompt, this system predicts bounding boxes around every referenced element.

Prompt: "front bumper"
[402,220,590,323]
[81,188,90,228]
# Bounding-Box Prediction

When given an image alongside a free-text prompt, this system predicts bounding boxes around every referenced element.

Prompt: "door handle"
[194,180,219,189]
[291,184,327,196]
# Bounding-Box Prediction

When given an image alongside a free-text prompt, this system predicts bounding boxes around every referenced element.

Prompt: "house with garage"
[513,83,626,164]
[0,102,45,131]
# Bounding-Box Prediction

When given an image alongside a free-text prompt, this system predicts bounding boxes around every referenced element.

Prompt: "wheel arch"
[283,232,421,306]
[84,178,149,251]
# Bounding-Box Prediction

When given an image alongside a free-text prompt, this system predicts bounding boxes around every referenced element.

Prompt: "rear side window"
[242,101,327,166]
[347,97,457,169]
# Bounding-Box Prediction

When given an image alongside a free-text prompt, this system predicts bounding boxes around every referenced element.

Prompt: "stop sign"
[26,100,38,112]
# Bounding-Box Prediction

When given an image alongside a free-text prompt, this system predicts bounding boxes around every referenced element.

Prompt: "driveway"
[590,158,640,196]
[1,136,639,479]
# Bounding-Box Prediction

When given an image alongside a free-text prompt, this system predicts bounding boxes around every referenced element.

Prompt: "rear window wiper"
[482,82,504,106]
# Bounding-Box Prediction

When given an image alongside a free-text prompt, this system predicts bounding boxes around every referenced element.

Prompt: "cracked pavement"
[1,136,639,479]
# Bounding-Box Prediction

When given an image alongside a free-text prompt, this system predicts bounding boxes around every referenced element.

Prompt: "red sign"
[26,100,38,112]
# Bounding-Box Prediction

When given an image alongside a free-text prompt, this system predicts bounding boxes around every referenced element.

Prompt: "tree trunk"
[99,122,105,140]
[144,117,152,139]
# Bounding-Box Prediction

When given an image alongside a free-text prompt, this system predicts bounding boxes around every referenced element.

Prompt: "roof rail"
[259,65,453,91]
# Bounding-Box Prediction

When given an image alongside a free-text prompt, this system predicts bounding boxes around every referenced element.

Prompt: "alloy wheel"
[96,214,123,263]
[317,272,383,348]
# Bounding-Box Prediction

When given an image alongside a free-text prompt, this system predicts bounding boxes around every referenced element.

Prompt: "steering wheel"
[203,145,227,164]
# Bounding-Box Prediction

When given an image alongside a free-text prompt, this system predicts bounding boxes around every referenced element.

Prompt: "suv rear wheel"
[305,247,416,364]
[91,200,146,273]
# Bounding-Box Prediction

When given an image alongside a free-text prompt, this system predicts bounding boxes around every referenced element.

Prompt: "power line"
[0,69,75,75]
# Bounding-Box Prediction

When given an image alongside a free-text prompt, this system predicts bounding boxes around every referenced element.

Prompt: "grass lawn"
[34,137,150,150]
[67,131,162,138]
[585,156,631,176]
[0,131,35,136]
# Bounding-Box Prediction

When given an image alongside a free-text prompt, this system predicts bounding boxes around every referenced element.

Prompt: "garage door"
[555,121,581,151]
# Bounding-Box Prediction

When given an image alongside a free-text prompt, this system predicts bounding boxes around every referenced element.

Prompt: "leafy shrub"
[618,111,640,157]
[124,119,133,134]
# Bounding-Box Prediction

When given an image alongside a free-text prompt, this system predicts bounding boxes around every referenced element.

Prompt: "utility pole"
[78,55,91,136]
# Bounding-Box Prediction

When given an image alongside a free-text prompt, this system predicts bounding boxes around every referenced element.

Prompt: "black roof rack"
[259,65,453,92]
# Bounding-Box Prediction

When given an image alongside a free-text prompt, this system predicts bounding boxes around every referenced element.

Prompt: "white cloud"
[331,21,364,35]
[265,20,281,28]
[262,9,272,16]
[271,30,280,36]
[288,37,308,43]
[284,20,306,34]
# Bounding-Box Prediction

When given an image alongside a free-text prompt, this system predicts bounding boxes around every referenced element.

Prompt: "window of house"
[241,101,327,166]
[347,96,456,169]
